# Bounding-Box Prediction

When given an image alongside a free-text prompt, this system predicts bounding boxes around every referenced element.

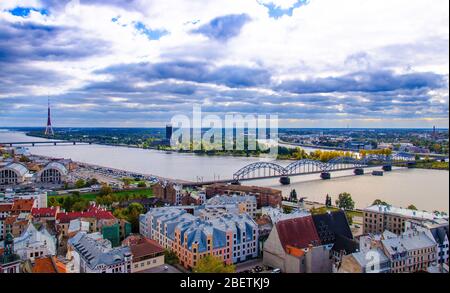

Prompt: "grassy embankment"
[413,161,449,170]
[48,188,154,203]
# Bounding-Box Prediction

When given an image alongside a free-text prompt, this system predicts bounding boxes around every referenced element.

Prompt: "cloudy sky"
[0,0,448,128]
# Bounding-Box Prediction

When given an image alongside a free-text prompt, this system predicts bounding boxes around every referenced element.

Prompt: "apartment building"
[140,207,258,269]
[204,184,282,208]
[363,204,447,235]
[67,232,132,273]
[381,230,437,273]
[339,228,438,273]
[205,194,257,219]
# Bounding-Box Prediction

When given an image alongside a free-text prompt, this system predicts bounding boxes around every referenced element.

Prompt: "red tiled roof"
[129,238,165,259]
[0,203,13,213]
[12,199,35,212]
[5,215,18,225]
[32,256,66,273]
[56,205,115,223]
[275,215,321,251]
[32,207,59,218]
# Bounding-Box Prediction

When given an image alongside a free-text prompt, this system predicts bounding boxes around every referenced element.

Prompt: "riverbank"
[412,161,449,170]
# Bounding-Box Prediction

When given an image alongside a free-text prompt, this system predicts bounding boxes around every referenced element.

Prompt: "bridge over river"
[230,153,418,185]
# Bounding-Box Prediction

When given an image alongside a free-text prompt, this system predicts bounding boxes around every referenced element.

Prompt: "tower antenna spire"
[44,97,54,136]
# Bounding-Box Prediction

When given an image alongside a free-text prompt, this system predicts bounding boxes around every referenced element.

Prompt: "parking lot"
[235,259,277,274]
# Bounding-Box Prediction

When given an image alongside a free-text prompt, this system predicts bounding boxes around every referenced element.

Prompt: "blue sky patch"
[8,7,49,17]
[134,22,169,40]
[258,0,309,19]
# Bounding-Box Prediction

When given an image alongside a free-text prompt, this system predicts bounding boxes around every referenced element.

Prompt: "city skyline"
[0,0,449,128]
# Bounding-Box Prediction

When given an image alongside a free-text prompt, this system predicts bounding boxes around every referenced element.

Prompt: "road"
[235,259,264,273]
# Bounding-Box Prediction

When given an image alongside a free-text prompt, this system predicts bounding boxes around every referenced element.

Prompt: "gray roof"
[1,163,29,176]
[68,232,131,269]
[430,226,449,245]
[206,194,256,205]
[42,162,68,175]
[146,207,257,253]
[382,231,436,256]
[353,248,389,267]
[365,204,447,221]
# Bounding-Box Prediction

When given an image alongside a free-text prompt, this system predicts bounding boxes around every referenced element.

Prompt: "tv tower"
[44,99,54,136]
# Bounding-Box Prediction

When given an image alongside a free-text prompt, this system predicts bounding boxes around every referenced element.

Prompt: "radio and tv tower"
[44,99,54,136]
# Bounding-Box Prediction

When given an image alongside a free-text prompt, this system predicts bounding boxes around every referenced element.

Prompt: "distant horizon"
[1,126,448,131]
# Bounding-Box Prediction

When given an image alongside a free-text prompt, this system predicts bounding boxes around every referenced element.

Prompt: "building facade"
[140,207,258,269]
[205,184,282,208]
[36,162,68,184]
[0,163,29,185]
[68,232,132,273]
[122,235,165,273]
[363,204,447,235]
[206,194,257,219]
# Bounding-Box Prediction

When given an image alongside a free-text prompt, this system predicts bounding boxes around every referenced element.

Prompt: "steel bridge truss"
[232,153,416,180]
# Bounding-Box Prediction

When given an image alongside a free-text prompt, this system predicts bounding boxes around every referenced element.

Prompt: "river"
[1,129,448,212]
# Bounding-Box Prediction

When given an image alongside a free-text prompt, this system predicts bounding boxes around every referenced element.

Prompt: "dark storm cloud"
[277,70,445,94]
[0,20,111,63]
[95,61,271,88]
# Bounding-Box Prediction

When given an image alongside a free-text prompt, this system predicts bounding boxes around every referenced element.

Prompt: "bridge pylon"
[320,172,331,180]
[382,165,392,172]
[279,176,290,185]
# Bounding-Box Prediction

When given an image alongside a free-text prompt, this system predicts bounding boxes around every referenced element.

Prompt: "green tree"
[99,185,113,196]
[48,197,58,207]
[407,204,418,210]
[72,200,89,211]
[289,189,298,202]
[122,178,133,187]
[325,194,332,207]
[113,203,144,233]
[335,192,355,210]
[137,181,147,188]
[19,155,30,162]
[372,199,389,206]
[282,206,293,214]
[345,212,354,225]
[164,250,179,265]
[62,196,75,211]
[193,255,235,273]
[75,179,86,189]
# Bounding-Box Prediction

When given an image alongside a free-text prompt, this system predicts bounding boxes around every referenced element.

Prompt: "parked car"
[271,268,281,273]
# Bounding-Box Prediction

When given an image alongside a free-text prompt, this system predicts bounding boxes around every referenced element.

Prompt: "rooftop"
[128,237,164,259]
[56,205,115,223]
[32,256,66,273]
[275,216,321,251]
[68,232,131,269]
[312,210,353,245]
[12,198,35,213]
[365,205,447,221]
[382,231,436,256]
[31,207,59,218]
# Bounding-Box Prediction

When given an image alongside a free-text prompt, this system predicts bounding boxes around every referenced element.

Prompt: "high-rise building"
[166,124,173,140]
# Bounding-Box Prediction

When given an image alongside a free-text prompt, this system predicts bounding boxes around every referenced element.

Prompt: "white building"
[261,206,310,224]
[67,219,90,238]
[67,232,132,273]
[0,163,29,185]
[13,223,57,262]
[206,194,257,218]
[406,219,449,266]
[36,162,68,184]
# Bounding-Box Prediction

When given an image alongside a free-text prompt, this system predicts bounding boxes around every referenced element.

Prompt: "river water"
[1,129,448,212]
